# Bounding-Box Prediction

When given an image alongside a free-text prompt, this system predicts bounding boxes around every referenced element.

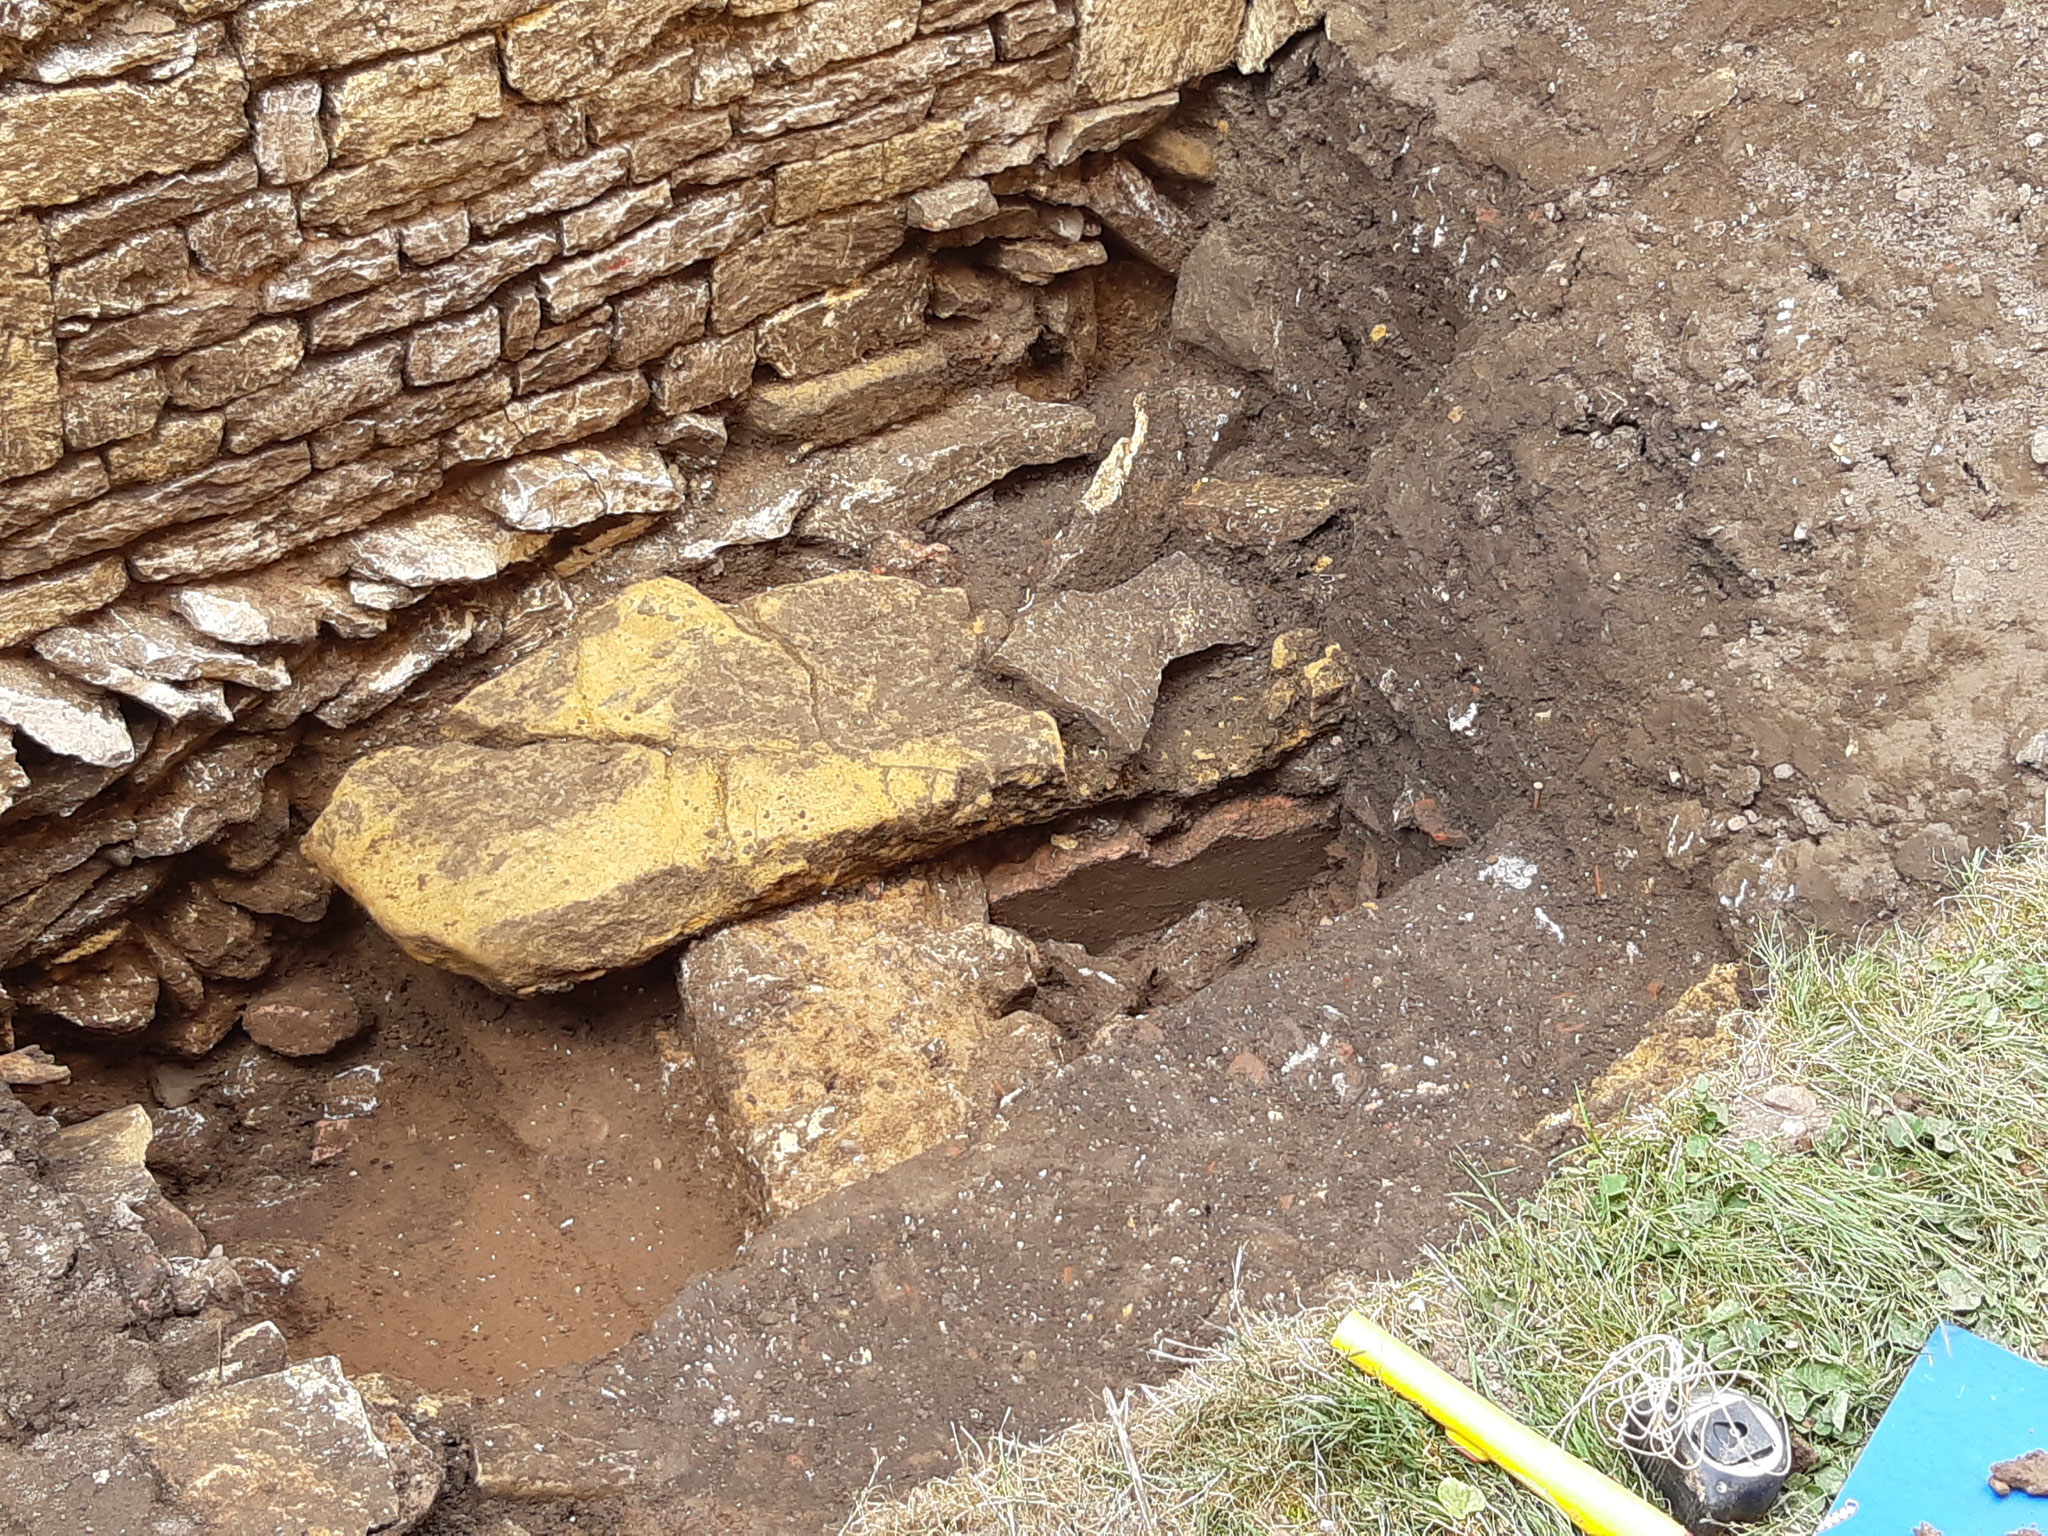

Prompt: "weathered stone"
[626,106,739,181]
[1170,225,1296,377]
[441,370,647,464]
[19,947,159,1034]
[104,412,224,487]
[0,558,127,649]
[799,386,1098,547]
[748,0,924,82]
[754,253,926,379]
[475,444,683,530]
[0,58,249,216]
[132,737,289,858]
[710,200,907,332]
[918,0,1009,28]
[1238,0,1323,71]
[158,881,272,979]
[680,90,933,188]
[252,79,327,185]
[306,415,378,468]
[60,368,166,450]
[1130,124,1216,181]
[0,216,62,480]
[41,156,257,265]
[35,606,289,703]
[0,1043,68,1085]
[309,601,477,728]
[0,442,309,579]
[164,319,305,410]
[215,848,332,923]
[907,177,999,230]
[260,232,399,311]
[984,236,1108,281]
[995,0,1072,58]
[323,34,504,166]
[562,180,672,258]
[1140,898,1255,1003]
[741,338,947,445]
[500,0,711,101]
[1182,476,1369,547]
[649,330,758,414]
[53,229,189,321]
[233,0,531,78]
[0,656,134,765]
[774,120,964,223]
[22,17,212,86]
[346,504,550,587]
[0,454,107,530]
[360,368,514,449]
[128,447,441,582]
[996,553,1257,753]
[609,276,709,367]
[959,128,1048,177]
[185,190,304,281]
[1048,91,1177,164]
[1080,155,1194,270]
[1072,0,1236,101]
[306,574,1065,989]
[682,869,1052,1212]
[651,409,730,463]
[299,112,548,236]
[471,1425,641,1500]
[133,1357,404,1534]
[399,204,470,263]
[405,307,499,386]
[932,52,1073,145]
[513,323,611,394]
[538,181,772,321]
[579,45,712,142]
[241,974,363,1056]
[467,147,629,236]
[309,227,557,351]
[221,340,402,453]
[60,283,263,379]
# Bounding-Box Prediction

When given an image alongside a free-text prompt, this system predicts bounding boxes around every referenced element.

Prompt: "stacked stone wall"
[0,0,1322,1044]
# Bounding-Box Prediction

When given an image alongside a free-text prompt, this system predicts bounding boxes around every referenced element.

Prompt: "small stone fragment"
[261,232,399,311]
[1048,92,1180,166]
[253,79,328,185]
[440,370,648,465]
[404,306,501,386]
[1990,1449,2048,1497]
[711,200,908,332]
[241,974,364,1057]
[475,444,684,531]
[0,1044,70,1086]
[19,945,161,1034]
[984,237,1109,282]
[1183,476,1369,547]
[741,338,948,445]
[994,0,1072,58]
[346,505,551,587]
[1136,898,1256,1004]
[399,204,470,264]
[0,215,62,480]
[1130,125,1217,182]
[53,228,190,321]
[0,657,135,766]
[609,276,710,367]
[1081,155,1196,271]
[61,367,167,451]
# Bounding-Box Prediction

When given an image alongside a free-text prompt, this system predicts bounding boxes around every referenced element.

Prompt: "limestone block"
[0,658,133,766]
[933,51,1074,144]
[52,229,189,321]
[59,283,262,379]
[104,413,224,488]
[0,559,127,650]
[651,410,729,464]
[439,370,648,465]
[1129,124,1215,181]
[468,147,629,235]
[313,419,378,469]
[322,35,503,166]
[346,506,549,588]
[0,442,310,580]
[609,276,709,367]
[710,201,907,332]
[399,205,470,263]
[0,455,107,530]
[919,0,1009,28]
[649,330,757,414]
[1071,0,1237,101]
[995,0,1072,58]
[19,948,160,1034]
[299,112,549,237]
[221,340,402,453]
[233,0,532,78]
[562,180,672,257]
[1047,91,1177,165]
[985,236,1107,283]
[133,1357,404,1536]
[35,607,289,701]
[42,156,257,265]
[360,368,514,449]
[578,45,701,142]
[252,80,326,185]
[681,871,1052,1212]
[1182,476,1369,547]
[995,552,1257,753]
[23,17,213,85]
[0,217,61,482]
[128,447,441,583]
[773,120,964,222]
[686,92,933,189]
[306,574,1065,989]
[537,180,772,321]
[474,444,683,530]
[1079,154,1194,270]
[960,128,1047,177]
[261,233,400,311]
[309,228,557,351]
[405,307,500,386]
[907,177,999,231]
[625,106,738,182]
[740,338,946,445]
[797,386,1098,546]
[755,253,926,378]
[61,368,166,451]
[512,323,610,393]
[164,319,305,410]
[0,57,248,215]
[751,0,922,80]
[186,190,305,280]
[130,736,290,859]
[1238,0,1323,71]
[172,563,335,646]
[501,0,714,100]
[740,31,990,137]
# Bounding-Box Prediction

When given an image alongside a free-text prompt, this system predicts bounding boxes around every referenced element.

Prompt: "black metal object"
[1624,1388,1793,1531]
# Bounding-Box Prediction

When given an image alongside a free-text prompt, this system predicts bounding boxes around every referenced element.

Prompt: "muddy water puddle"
[22,927,754,1396]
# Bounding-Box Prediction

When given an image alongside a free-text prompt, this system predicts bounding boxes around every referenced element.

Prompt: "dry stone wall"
[0,0,1323,1046]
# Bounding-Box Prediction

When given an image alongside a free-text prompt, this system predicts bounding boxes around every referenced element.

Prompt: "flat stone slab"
[305,575,1064,991]
[681,868,1052,1214]
[1182,475,1370,547]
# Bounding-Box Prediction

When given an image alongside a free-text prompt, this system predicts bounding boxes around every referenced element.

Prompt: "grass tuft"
[847,843,2048,1536]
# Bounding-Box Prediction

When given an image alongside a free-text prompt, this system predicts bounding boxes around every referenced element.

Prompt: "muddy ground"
[18,0,2048,1530]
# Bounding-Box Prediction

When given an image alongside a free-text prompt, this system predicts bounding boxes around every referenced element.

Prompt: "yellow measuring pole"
[1330,1313,1688,1536]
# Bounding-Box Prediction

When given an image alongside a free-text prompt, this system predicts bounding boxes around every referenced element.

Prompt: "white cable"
[1560,1334,1763,1469]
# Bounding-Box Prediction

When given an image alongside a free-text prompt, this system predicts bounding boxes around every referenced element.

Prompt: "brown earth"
[16,0,2048,1530]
